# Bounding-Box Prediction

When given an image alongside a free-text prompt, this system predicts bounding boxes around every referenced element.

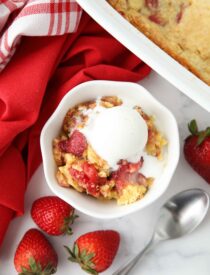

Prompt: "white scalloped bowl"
[40,80,180,219]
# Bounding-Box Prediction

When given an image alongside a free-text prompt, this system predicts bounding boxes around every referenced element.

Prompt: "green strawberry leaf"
[205,127,210,137]
[197,132,206,145]
[19,257,56,275]
[64,245,72,255]
[65,244,97,275]
[188,119,198,135]
[196,127,210,146]
[81,249,87,259]
[62,213,79,235]
[81,265,98,275]
[84,253,95,263]
[43,263,57,274]
[188,120,210,146]
[73,243,80,258]
[64,245,76,259]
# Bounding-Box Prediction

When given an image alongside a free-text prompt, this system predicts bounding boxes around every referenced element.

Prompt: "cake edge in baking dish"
[108,0,210,86]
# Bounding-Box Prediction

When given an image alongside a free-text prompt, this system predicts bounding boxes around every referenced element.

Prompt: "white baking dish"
[76,0,210,112]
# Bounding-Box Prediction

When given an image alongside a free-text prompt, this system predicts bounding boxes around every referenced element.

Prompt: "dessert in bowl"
[53,96,167,205]
[40,80,179,219]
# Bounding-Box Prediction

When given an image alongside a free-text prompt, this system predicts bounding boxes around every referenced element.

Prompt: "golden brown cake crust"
[108,0,210,86]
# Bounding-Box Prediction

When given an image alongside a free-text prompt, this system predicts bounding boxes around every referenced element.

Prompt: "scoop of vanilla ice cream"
[81,105,148,170]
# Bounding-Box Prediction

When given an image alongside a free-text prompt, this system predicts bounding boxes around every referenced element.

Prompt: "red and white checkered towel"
[0,0,82,71]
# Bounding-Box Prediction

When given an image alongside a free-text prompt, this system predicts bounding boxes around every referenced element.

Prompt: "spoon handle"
[112,236,157,275]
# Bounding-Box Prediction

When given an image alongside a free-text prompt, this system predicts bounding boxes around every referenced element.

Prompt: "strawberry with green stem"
[31,196,78,236]
[184,119,210,184]
[65,230,120,274]
[14,229,58,275]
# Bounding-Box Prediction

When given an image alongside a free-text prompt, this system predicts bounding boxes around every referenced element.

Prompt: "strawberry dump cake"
[53,96,167,205]
[108,0,210,85]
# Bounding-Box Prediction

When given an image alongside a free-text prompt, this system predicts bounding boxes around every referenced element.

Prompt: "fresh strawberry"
[184,120,210,184]
[31,196,78,236]
[14,229,58,274]
[59,130,87,156]
[65,230,120,274]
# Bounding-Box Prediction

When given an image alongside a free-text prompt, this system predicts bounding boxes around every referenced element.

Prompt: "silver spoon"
[113,188,209,275]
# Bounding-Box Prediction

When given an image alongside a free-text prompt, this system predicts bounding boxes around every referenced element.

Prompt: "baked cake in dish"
[107,0,210,85]
[53,96,167,205]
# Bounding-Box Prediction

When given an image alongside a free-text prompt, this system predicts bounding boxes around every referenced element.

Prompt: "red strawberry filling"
[69,168,90,185]
[59,130,87,157]
[83,162,99,183]
[148,14,166,26]
[69,162,103,197]
[117,158,143,173]
[176,4,188,23]
[111,158,146,192]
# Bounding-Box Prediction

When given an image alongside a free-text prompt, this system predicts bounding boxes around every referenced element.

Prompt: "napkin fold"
[0,10,151,247]
[0,0,82,71]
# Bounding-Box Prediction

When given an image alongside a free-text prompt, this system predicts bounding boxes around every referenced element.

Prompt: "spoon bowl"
[113,188,209,275]
[155,188,209,240]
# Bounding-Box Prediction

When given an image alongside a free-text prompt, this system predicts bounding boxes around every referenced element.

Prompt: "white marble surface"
[1,71,210,275]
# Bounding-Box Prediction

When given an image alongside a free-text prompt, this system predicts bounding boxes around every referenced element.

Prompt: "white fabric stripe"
[69,11,81,33]
[52,4,58,35]
[0,0,82,71]
[11,0,27,8]
[26,0,56,7]
[0,5,10,32]
[60,1,66,34]
[9,14,51,37]
[0,35,7,56]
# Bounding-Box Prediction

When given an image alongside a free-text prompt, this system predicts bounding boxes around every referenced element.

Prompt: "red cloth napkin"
[0,0,82,71]
[0,12,151,247]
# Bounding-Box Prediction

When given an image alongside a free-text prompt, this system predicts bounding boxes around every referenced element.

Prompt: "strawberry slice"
[148,14,166,26]
[111,158,146,191]
[69,168,89,185]
[69,162,103,197]
[128,172,147,185]
[176,4,188,23]
[83,162,98,183]
[82,162,101,196]
[59,130,87,157]
[86,182,101,198]
[118,158,143,173]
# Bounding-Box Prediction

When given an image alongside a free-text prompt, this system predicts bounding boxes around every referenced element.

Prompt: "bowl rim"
[40,80,180,219]
[76,0,210,112]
